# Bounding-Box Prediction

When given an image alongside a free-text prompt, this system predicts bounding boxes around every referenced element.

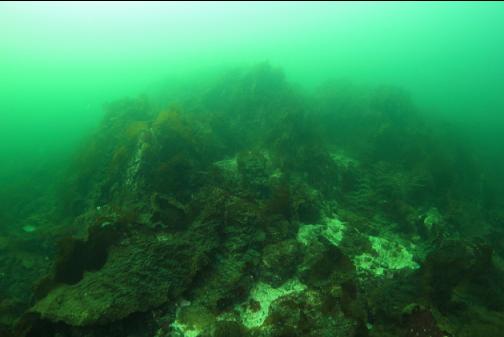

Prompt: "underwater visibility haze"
[1,2,504,337]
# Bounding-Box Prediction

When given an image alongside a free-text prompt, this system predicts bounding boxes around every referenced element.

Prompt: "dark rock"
[299,238,355,289]
[260,240,302,287]
[264,290,361,337]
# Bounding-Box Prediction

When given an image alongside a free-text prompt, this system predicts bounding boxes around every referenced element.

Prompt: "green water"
[2,2,504,152]
[1,2,504,337]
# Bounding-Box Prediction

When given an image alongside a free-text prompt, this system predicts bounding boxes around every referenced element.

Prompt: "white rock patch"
[297,216,345,246]
[353,235,419,276]
[238,279,306,329]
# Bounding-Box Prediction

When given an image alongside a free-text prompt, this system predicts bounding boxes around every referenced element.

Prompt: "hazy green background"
[1,1,503,177]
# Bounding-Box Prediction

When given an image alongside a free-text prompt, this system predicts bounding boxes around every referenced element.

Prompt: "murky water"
[1,3,503,337]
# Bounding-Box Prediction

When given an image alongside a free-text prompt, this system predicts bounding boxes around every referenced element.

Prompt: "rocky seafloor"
[1,64,504,337]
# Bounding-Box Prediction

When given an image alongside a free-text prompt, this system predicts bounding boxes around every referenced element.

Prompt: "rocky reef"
[2,63,504,337]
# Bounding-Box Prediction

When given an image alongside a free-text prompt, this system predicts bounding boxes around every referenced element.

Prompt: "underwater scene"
[1,2,504,337]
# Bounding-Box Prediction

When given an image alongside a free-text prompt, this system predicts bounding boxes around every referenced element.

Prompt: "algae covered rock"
[299,237,355,289]
[31,224,217,326]
[260,239,302,287]
[263,290,361,337]
[401,304,451,337]
[353,235,419,277]
[421,239,501,311]
[213,320,249,337]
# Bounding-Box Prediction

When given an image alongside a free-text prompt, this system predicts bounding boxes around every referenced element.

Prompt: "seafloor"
[1,64,504,337]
